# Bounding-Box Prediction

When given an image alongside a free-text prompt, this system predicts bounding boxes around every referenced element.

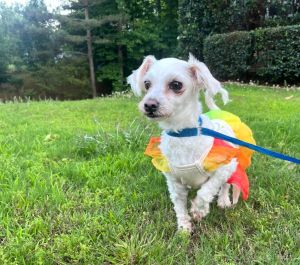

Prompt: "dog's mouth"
[145,112,163,119]
[145,111,169,120]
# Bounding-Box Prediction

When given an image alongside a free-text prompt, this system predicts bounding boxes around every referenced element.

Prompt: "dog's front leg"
[165,174,192,232]
[191,160,238,220]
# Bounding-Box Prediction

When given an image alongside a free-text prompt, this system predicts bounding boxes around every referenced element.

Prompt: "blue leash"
[166,117,300,165]
[201,128,300,164]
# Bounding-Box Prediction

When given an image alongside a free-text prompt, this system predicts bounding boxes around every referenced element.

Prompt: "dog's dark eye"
[169,81,183,93]
[144,80,151,90]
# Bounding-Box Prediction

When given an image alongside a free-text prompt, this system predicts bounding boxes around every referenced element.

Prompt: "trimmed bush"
[203,25,300,85]
[203,31,253,80]
[254,25,300,84]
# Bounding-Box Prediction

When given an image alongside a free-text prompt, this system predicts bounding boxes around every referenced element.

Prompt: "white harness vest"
[164,118,236,188]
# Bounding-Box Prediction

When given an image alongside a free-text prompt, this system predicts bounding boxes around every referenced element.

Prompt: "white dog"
[127,54,254,232]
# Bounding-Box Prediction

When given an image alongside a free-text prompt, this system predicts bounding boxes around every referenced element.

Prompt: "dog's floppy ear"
[188,53,228,110]
[127,55,156,96]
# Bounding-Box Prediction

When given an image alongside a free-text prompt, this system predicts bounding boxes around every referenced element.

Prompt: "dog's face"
[127,54,228,124]
[135,57,197,120]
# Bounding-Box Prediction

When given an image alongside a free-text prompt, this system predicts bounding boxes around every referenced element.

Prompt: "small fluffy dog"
[127,54,254,232]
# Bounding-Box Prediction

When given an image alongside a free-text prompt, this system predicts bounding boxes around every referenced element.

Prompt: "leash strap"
[201,128,300,164]
[165,118,300,164]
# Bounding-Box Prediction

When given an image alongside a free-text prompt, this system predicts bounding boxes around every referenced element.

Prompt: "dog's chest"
[160,134,213,166]
[160,134,214,187]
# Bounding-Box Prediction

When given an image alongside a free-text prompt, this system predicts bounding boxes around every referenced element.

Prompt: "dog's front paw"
[190,199,209,221]
[177,216,192,233]
[178,222,193,234]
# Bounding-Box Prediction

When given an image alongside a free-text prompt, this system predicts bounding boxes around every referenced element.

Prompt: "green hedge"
[203,31,253,80]
[203,25,300,85]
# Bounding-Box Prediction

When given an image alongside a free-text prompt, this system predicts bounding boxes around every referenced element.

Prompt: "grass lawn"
[0,84,299,264]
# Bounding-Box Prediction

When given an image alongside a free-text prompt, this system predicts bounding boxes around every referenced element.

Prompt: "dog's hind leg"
[217,183,232,208]
[191,160,238,221]
[165,175,192,232]
[232,184,241,205]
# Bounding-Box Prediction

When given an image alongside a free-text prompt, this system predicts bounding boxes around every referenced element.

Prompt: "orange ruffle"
[203,138,249,200]
[203,138,239,172]
[144,137,170,172]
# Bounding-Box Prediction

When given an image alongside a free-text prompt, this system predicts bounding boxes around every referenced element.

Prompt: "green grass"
[0,84,299,264]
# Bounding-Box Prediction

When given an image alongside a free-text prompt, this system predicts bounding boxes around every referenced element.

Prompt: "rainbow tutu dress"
[145,110,255,200]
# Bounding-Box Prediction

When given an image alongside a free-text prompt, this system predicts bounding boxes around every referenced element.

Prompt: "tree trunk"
[156,0,162,57]
[117,18,124,89]
[118,45,124,89]
[84,0,97,98]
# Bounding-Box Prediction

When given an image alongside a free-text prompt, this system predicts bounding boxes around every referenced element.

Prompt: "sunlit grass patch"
[74,118,154,158]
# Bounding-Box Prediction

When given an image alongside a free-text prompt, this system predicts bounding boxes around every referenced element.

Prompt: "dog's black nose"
[144,100,159,113]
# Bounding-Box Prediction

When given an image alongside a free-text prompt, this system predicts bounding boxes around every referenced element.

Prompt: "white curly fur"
[127,54,241,232]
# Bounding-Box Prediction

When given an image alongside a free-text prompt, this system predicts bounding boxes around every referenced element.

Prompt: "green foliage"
[19,0,59,68]
[0,34,9,82]
[203,31,253,80]
[254,25,300,84]
[0,85,299,263]
[178,0,300,59]
[122,0,179,58]
[32,57,90,99]
[93,0,179,91]
[265,0,300,27]
[203,25,300,85]
[178,0,265,59]
[59,0,125,95]
[0,3,20,82]
[0,49,9,83]
[178,0,206,59]
[0,1,73,99]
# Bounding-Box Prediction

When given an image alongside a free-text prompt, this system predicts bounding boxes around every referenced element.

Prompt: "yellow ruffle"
[144,137,170,172]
